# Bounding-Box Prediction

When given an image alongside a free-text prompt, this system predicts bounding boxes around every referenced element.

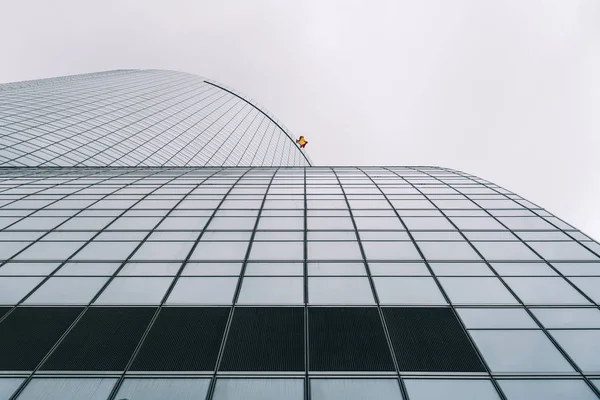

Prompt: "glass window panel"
[497,217,556,230]
[362,241,421,261]
[404,379,500,400]
[449,217,506,230]
[0,276,44,304]
[94,277,173,305]
[498,379,598,400]
[374,277,447,305]
[491,262,558,276]
[457,308,537,329]
[529,242,599,261]
[130,241,193,261]
[118,262,180,276]
[568,277,600,303]
[202,232,252,241]
[308,262,366,276]
[207,217,256,230]
[309,241,362,260]
[417,241,482,261]
[72,241,139,261]
[257,217,304,230]
[360,231,410,241]
[402,217,455,230]
[354,217,405,230]
[115,378,210,400]
[213,378,303,400]
[15,241,85,261]
[166,277,237,304]
[249,241,303,260]
[470,330,574,373]
[549,330,600,372]
[156,217,209,230]
[309,277,375,305]
[311,378,403,400]
[191,242,249,261]
[55,262,120,276]
[411,231,464,241]
[255,231,304,241]
[238,277,303,305]
[552,262,600,276]
[108,216,161,230]
[308,231,357,241]
[504,277,591,305]
[439,277,518,305]
[472,242,540,261]
[245,263,303,276]
[0,262,59,276]
[16,378,117,400]
[516,231,572,241]
[463,231,517,241]
[532,308,600,328]
[0,378,24,399]
[430,262,493,276]
[308,217,354,230]
[369,262,430,276]
[24,277,108,305]
[181,263,242,276]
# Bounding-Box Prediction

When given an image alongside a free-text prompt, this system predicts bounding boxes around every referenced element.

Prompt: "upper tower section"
[0,69,311,167]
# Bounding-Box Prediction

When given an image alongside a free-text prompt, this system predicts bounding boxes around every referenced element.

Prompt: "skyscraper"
[0,70,599,400]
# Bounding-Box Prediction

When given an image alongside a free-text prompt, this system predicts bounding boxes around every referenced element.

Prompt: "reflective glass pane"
[181,263,242,276]
[374,277,447,305]
[309,241,362,260]
[24,277,108,305]
[470,330,574,373]
[504,277,591,305]
[439,277,518,305]
[238,277,303,305]
[532,308,600,328]
[249,241,303,260]
[15,241,85,261]
[491,262,557,276]
[115,378,210,400]
[549,330,600,373]
[529,242,600,261]
[457,308,537,329]
[71,241,138,261]
[311,378,403,400]
[16,378,117,400]
[166,277,238,304]
[552,262,600,276]
[404,379,500,400]
[213,378,303,400]
[309,277,375,305]
[130,242,193,261]
[94,277,173,305]
[0,378,24,399]
[369,262,430,276]
[472,242,540,261]
[55,262,120,276]
[498,379,598,400]
[430,262,493,276]
[362,242,421,261]
[0,276,44,304]
[118,262,180,276]
[0,263,59,276]
[568,277,600,303]
[418,241,482,261]
[191,242,249,261]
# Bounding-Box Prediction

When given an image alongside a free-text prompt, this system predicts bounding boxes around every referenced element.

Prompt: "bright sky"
[1,0,599,240]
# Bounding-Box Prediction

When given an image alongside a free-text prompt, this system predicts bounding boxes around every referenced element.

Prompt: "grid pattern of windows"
[0,166,599,399]
[0,70,311,167]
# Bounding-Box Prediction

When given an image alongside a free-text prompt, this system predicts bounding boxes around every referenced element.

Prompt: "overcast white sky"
[1,0,599,240]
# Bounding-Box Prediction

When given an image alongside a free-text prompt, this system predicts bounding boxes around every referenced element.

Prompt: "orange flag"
[296,136,308,148]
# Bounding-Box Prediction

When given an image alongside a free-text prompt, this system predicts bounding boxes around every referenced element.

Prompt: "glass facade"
[0,70,310,167]
[0,71,599,400]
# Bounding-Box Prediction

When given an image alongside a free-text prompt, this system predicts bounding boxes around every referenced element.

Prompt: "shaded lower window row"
[2,377,599,400]
[0,306,484,372]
